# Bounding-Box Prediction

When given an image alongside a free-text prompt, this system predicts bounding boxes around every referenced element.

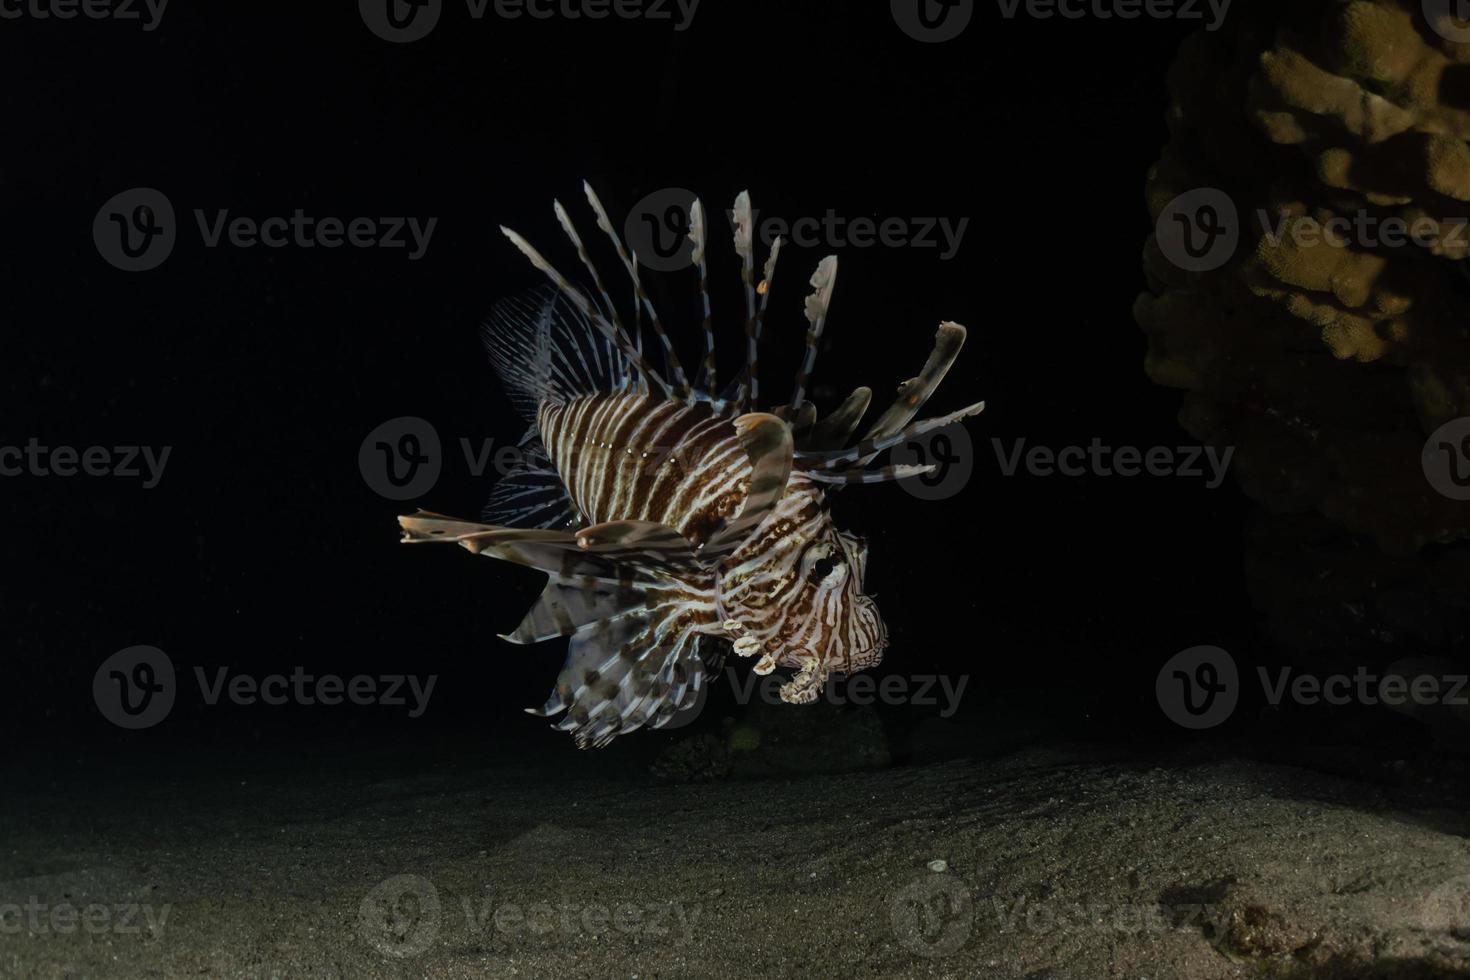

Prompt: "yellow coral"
[1138,0,1470,553]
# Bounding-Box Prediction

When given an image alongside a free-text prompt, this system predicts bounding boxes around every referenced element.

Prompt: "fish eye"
[809,554,840,582]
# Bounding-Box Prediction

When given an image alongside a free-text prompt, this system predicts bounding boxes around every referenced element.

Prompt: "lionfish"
[399,184,983,747]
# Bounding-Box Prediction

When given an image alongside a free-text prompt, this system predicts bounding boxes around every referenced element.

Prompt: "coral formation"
[1137,0,1470,558]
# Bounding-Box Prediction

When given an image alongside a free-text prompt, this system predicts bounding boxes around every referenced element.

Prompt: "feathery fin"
[483,285,635,417]
[500,225,673,398]
[481,429,579,530]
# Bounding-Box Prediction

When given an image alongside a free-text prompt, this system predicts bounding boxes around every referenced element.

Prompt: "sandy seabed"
[3,737,1470,980]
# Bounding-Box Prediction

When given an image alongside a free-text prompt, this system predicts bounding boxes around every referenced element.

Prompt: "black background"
[3,1,1258,762]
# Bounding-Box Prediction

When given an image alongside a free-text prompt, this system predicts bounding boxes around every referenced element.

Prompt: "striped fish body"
[541,391,882,692]
[398,184,983,747]
[539,394,749,544]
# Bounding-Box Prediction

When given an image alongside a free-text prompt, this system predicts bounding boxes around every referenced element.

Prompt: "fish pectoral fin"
[575,520,697,557]
[398,511,573,551]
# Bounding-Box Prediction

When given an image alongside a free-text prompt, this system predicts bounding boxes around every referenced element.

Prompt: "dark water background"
[4,2,1273,765]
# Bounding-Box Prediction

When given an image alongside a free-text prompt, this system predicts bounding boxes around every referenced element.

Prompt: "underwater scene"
[7,2,1470,977]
